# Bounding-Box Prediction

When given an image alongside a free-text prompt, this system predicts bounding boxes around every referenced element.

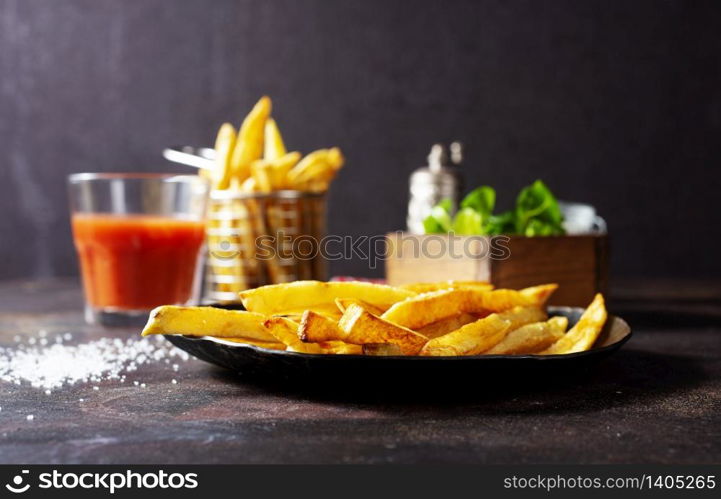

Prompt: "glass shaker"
[406,142,463,234]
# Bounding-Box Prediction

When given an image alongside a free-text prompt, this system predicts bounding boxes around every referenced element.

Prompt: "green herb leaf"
[422,199,453,233]
[460,186,495,219]
[515,180,565,236]
[452,207,483,235]
[485,211,516,235]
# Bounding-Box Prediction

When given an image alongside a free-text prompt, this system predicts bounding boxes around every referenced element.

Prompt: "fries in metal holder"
[203,97,346,302]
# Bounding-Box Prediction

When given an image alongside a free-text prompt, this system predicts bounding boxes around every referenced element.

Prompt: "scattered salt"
[0,335,189,390]
[171,379,177,384]
[26,415,34,421]
[92,386,99,391]
[140,383,146,388]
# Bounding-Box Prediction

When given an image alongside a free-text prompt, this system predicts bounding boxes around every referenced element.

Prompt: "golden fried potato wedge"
[267,151,301,189]
[519,284,559,307]
[362,343,402,356]
[318,341,363,355]
[334,298,386,316]
[381,289,466,329]
[298,310,346,343]
[416,313,482,339]
[541,294,607,354]
[215,337,287,350]
[496,306,547,330]
[420,314,511,356]
[465,284,557,313]
[239,280,415,315]
[263,317,323,354]
[338,304,428,355]
[381,285,554,330]
[142,306,276,342]
[287,147,345,188]
[230,96,272,182]
[484,316,568,355]
[399,281,493,294]
[212,122,237,190]
[264,118,286,161]
[250,160,273,192]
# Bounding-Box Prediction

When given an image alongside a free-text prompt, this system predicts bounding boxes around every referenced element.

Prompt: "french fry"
[400,281,493,294]
[381,285,556,330]
[362,343,402,356]
[263,317,323,354]
[250,160,273,193]
[214,337,287,350]
[484,316,568,355]
[381,289,468,329]
[298,310,346,343]
[230,96,272,183]
[264,118,286,161]
[496,306,548,329]
[141,306,276,342]
[239,280,415,315]
[287,147,344,188]
[519,284,559,307]
[541,294,607,355]
[465,285,557,313]
[267,151,301,190]
[416,312,482,339]
[240,176,257,192]
[338,304,428,355]
[334,298,386,316]
[420,314,511,356]
[286,149,329,185]
[212,123,237,190]
[318,341,363,355]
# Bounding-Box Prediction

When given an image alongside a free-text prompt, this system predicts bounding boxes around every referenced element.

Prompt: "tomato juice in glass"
[68,174,209,326]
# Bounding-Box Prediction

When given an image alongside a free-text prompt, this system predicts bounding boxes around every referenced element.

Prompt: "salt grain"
[26,415,34,421]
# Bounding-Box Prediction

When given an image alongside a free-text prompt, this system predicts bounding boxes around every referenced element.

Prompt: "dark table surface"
[0,279,719,464]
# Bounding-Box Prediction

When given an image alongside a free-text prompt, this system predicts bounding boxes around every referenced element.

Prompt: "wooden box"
[385,233,608,307]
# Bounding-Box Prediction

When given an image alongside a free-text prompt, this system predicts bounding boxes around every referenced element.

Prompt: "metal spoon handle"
[163,146,216,170]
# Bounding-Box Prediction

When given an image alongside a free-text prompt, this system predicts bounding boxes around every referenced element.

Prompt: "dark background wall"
[0,0,719,280]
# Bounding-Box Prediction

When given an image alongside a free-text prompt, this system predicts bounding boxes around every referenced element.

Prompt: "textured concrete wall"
[0,0,719,279]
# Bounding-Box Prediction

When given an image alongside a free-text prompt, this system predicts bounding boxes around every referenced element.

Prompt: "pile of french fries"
[204,97,344,298]
[204,96,344,193]
[143,280,608,356]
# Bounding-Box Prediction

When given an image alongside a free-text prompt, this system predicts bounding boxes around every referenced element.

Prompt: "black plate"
[165,307,632,384]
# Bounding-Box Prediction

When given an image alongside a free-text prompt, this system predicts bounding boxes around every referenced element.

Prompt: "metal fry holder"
[204,190,327,303]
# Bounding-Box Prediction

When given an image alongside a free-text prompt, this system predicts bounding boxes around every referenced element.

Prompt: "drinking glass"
[68,173,210,326]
